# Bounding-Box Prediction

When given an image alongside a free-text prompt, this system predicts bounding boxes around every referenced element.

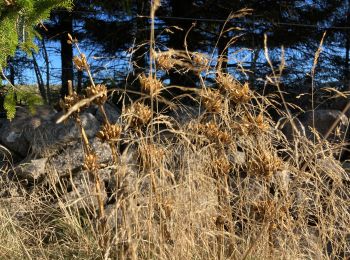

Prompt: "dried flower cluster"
[199,88,223,113]
[86,84,108,105]
[193,122,232,144]
[217,73,251,103]
[230,113,270,135]
[59,90,81,114]
[248,149,283,178]
[156,52,176,71]
[97,123,122,142]
[83,152,100,172]
[73,54,88,71]
[139,74,163,97]
[213,156,232,176]
[125,102,153,128]
[155,49,209,73]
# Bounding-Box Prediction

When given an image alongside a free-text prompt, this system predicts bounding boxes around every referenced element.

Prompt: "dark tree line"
[5,0,350,101]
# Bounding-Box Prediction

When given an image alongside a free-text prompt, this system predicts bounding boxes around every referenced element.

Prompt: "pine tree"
[0,0,72,119]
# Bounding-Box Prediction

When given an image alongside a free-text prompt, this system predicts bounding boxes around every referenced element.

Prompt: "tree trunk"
[168,0,196,101]
[133,0,147,75]
[77,70,83,94]
[42,38,51,103]
[6,57,15,85]
[345,0,350,90]
[217,24,229,74]
[32,51,47,103]
[59,10,74,98]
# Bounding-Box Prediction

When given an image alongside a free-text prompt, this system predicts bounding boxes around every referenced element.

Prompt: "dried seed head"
[139,143,166,169]
[199,88,223,113]
[73,54,88,71]
[155,50,208,73]
[248,149,282,179]
[254,113,270,132]
[139,74,163,97]
[213,156,231,176]
[85,84,108,105]
[59,91,81,114]
[191,52,209,72]
[217,73,251,103]
[194,122,231,144]
[83,152,99,172]
[125,103,153,128]
[156,52,176,71]
[96,123,122,142]
[231,113,270,135]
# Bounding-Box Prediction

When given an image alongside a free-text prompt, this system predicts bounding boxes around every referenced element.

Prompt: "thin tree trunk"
[32,51,47,103]
[59,10,74,98]
[42,38,51,104]
[133,0,147,75]
[345,0,350,90]
[217,24,229,73]
[249,49,259,88]
[77,70,83,94]
[168,0,195,102]
[6,57,15,85]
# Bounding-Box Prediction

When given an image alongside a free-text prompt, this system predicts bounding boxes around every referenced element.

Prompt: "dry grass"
[1,6,350,260]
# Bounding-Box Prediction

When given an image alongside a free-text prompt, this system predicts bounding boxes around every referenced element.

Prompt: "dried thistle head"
[248,149,283,179]
[253,113,270,132]
[243,113,270,134]
[59,90,81,115]
[156,52,176,71]
[195,122,231,144]
[191,52,209,72]
[155,49,208,73]
[213,156,232,176]
[96,123,122,142]
[73,54,88,71]
[217,73,251,103]
[230,113,270,135]
[125,102,153,128]
[230,121,250,136]
[139,74,163,97]
[139,143,166,169]
[199,88,223,113]
[83,152,99,172]
[85,84,108,105]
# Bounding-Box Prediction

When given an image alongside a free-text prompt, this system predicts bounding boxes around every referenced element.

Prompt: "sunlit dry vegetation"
[0,2,350,260]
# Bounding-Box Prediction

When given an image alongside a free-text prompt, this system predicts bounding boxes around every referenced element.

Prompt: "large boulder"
[168,105,201,125]
[281,109,349,141]
[0,120,30,157]
[12,158,48,182]
[46,138,113,178]
[95,103,121,124]
[24,112,101,156]
[0,105,102,157]
[0,106,57,157]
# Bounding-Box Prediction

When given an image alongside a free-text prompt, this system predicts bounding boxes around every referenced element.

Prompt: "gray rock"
[168,105,201,125]
[26,112,101,156]
[13,158,47,181]
[61,174,107,211]
[0,106,59,156]
[0,121,29,156]
[280,109,348,141]
[95,103,121,124]
[301,110,348,139]
[46,138,113,177]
